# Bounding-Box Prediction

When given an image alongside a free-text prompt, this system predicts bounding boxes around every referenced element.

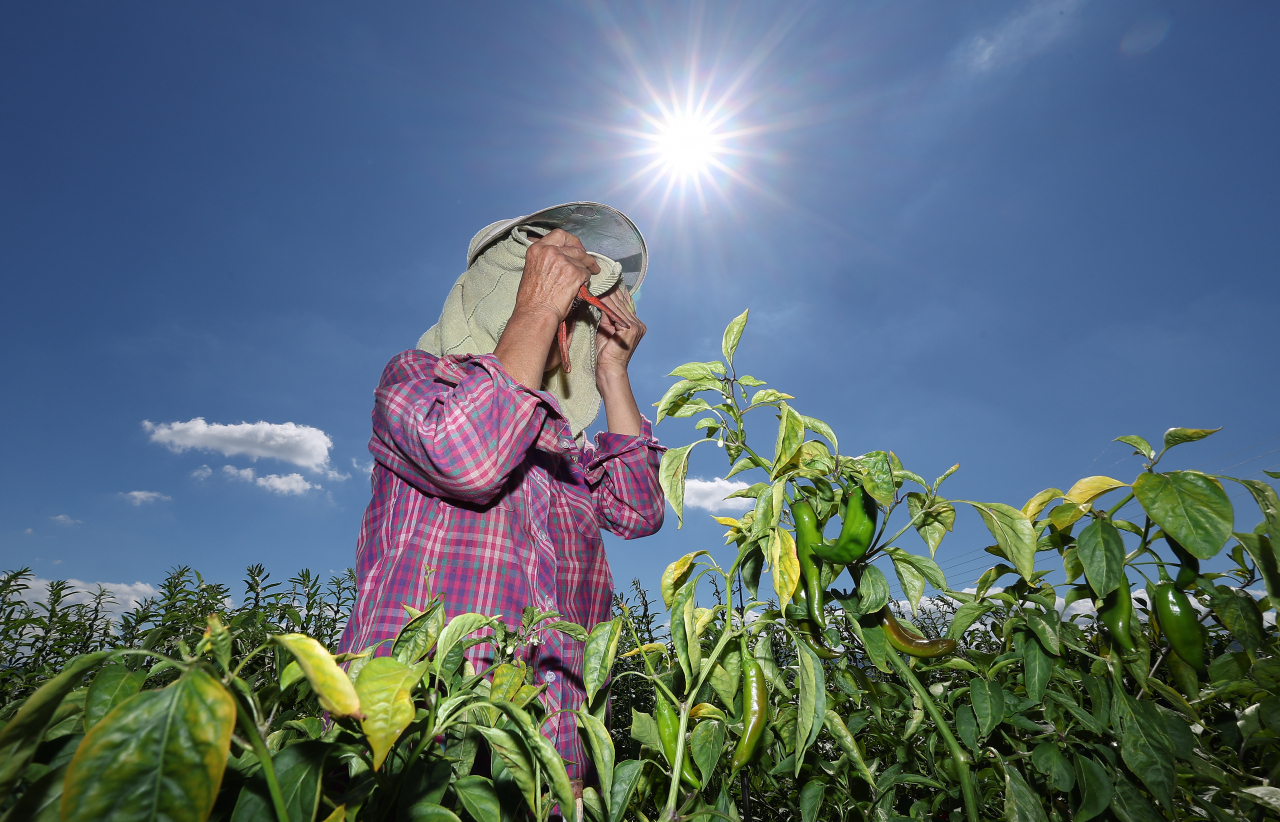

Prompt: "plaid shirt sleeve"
[581,417,667,539]
[369,350,560,505]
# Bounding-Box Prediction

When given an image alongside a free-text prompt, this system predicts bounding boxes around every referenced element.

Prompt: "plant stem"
[663,701,694,820]
[886,648,979,822]
[233,690,290,822]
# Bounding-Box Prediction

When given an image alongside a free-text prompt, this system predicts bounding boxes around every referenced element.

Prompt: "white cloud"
[23,577,158,614]
[353,457,375,477]
[223,465,256,482]
[957,0,1084,75]
[122,491,171,506]
[191,465,213,480]
[255,473,314,496]
[24,528,33,535]
[684,477,753,514]
[143,417,339,476]
[50,515,80,525]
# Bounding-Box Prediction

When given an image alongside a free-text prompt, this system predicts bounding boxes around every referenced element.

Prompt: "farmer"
[339,202,666,783]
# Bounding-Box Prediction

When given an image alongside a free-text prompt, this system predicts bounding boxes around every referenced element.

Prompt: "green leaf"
[1114,435,1154,460]
[906,493,955,557]
[608,760,646,822]
[1239,787,1280,815]
[1132,471,1233,560]
[1113,692,1176,808]
[891,557,925,615]
[851,565,891,617]
[747,388,793,408]
[1236,531,1280,602]
[1111,775,1163,822]
[1162,427,1221,450]
[792,642,826,776]
[654,380,720,423]
[629,710,662,750]
[0,650,112,801]
[62,667,235,822]
[945,601,994,641]
[582,788,605,822]
[576,710,615,809]
[84,664,143,732]
[1004,763,1050,822]
[722,309,748,366]
[970,678,1004,737]
[583,618,623,706]
[272,634,363,718]
[1022,635,1053,703]
[885,548,947,592]
[474,727,538,812]
[230,740,329,822]
[1049,502,1091,532]
[972,502,1037,582]
[435,613,492,678]
[771,404,805,477]
[1209,586,1265,653]
[393,602,446,665]
[1231,478,1280,544]
[668,361,726,381]
[955,704,978,751]
[356,657,428,770]
[689,718,725,786]
[544,620,588,642]
[799,415,838,454]
[856,451,896,506]
[1073,755,1114,822]
[454,775,502,822]
[799,780,825,822]
[1031,741,1074,792]
[1076,520,1126,598]
[488,702,577,817]
[4,761,66,821]
[1065,476,1129,506]
[1025,610,1061,656]
[660,551,708,609]
[659,443,702,528]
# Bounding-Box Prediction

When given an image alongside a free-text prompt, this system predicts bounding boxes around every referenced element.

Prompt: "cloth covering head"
[418,203,646,437]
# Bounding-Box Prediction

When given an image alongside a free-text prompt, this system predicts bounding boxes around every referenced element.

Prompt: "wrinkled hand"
[514,229,600,323]
[595,287,645,382]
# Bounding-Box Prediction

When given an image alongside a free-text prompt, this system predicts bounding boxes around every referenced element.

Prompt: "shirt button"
[543,671,557,683]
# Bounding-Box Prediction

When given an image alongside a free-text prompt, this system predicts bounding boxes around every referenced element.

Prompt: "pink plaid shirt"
[339,350,665,778]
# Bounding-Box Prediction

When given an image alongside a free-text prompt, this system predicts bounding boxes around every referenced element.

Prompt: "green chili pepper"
[731,636,767,773]
[814,484,877,564]
[795,618,842,659]
[1151,582,1205,673]
[790,499,827,629]
[653,689,701,789]
[1097,579,1137,654]
[878,608,957,658]
[1166,537,1200,590]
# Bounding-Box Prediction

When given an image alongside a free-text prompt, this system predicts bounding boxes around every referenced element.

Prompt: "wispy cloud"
[222,465,315,496]
[956,0,1085,75]
[122,490,171,506]
[684,477,753,514]
[50,514,81,526]
[191,465,213,480]
[143,417,346,479]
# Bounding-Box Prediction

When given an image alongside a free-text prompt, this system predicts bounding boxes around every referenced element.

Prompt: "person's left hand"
[594,287,645,383]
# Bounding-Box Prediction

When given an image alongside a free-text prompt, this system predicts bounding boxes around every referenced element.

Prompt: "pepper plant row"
[2,309,1279,821]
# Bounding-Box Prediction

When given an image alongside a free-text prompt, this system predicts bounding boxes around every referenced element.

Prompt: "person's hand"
[594,287,645,383]
[514,229,600,323]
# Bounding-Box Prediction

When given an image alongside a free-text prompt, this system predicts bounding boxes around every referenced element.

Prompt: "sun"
[653,113,721,178]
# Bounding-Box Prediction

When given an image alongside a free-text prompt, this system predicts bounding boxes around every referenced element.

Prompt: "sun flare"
[654,113,721,178]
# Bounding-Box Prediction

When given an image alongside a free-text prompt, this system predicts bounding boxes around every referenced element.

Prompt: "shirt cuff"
[585,416,665,470]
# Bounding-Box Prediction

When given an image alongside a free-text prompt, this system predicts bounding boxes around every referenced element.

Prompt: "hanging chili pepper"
[1166,537,1201,591]
[879,608,957,658]
[790,499,827,629]
[731,636,767,773]
[794,618,843,659]
[653,688,701,789]
[1097,579,1137,654]
[1151,582,1206,673]
[814,484,877,564]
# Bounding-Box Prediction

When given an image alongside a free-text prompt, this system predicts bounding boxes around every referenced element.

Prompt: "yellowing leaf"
[620,643,667,658]
[771,527,801,604]
[661,551,708,609]
[712,516,741,527]
[1022,488,1063,521]
[355,657,428,770]
[1049,502,1090,531]
[272,634,362,719]
[1065,476,1128,506]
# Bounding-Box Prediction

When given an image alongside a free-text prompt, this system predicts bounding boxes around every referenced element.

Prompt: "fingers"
[533,229,600,274]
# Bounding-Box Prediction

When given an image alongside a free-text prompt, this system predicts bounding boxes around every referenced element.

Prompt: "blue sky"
[2,1,1277,610]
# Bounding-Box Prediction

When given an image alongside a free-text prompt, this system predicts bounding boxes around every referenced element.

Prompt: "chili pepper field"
[3,309,1279,822]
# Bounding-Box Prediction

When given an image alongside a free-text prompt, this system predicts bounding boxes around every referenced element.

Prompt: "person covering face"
[339,203,665,782]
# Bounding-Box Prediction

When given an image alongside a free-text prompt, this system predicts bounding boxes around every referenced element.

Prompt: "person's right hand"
[514,229,601,322]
